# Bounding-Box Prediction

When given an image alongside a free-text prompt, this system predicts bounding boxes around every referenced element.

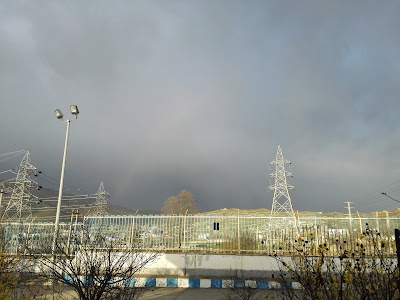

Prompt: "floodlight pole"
[53,119,71,251]
[52,105,78,256]
[52,119,70,254]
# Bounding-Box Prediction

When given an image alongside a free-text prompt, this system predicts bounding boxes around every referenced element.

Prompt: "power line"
[381,192,400,205]
[349,178,400,204]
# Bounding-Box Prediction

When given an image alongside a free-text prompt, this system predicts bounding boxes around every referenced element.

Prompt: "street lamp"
[52,105,79,255]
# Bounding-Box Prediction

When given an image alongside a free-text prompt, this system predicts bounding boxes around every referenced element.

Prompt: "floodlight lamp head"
[55,109,64,120]
[70,105,79,119]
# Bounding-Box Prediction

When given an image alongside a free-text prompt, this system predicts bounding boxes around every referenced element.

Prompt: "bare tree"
[271,224,398,300]
[0,252,21,300]
[27,223,160,300]
[162,190,197,215]
[0,223,25,300]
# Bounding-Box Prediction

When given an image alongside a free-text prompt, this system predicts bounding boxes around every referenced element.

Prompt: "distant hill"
[2,182,400,221]
[199,208,400,218]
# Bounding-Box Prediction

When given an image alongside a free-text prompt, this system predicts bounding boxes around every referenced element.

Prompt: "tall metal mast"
[92,181,108,215]
[2,150,38,222]
[269,145,297,228]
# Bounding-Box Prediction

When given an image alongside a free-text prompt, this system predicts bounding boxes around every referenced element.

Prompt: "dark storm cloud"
[1,1,400,213]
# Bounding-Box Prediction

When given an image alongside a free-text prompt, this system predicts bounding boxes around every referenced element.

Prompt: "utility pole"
[345,201,354,234]
[344,202,354,218]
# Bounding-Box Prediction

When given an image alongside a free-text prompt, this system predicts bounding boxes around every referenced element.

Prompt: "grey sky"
[1,1,400,213]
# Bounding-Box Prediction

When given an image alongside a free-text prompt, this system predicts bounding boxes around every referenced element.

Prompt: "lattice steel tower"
[92,181,108,215]
[269,145,297,227]
[2,150,38,222]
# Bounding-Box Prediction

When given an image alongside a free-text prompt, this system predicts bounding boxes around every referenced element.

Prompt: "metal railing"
[1,214,399,256]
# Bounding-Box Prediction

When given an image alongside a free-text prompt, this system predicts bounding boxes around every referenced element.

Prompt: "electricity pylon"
[1,150,39,222]
[269,145,297,230]
[92,181,109,215]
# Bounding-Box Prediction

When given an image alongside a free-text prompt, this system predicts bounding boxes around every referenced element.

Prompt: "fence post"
[356,211,363,234]
[183,214,187,250]
[237,210,240,254]
[74,210,79,240]
[24,222,32,256]
[66,210,75,255]
[129,215,135,247]
[80,216,86,245]
[386,211,390,233]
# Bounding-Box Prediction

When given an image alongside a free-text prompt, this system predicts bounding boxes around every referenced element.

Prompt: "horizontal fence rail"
[1,215,399,256]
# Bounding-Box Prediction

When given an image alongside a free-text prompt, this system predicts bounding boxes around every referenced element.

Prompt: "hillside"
[199,208,400,218]
[2,182,400,222]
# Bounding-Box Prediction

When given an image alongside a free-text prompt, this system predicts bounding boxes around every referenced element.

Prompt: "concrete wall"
[21,253,300,289]
[140,253,282,279]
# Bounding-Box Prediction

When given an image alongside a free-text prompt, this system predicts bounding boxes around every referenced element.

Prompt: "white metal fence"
[1,214,399,256]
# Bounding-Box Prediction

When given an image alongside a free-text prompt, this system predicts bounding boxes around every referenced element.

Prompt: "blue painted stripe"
[167,278,178,287]
[211,279,222,288]
[107,278,116,286]
[281,281,292,289]
[146,278,156,288]
[29,276,300,290]
[123,278,136,288]
[256,281,269,289]
[63,275,73,284]
[234,280,245,288]
[189,278,200,288]
[83,277,93,287]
